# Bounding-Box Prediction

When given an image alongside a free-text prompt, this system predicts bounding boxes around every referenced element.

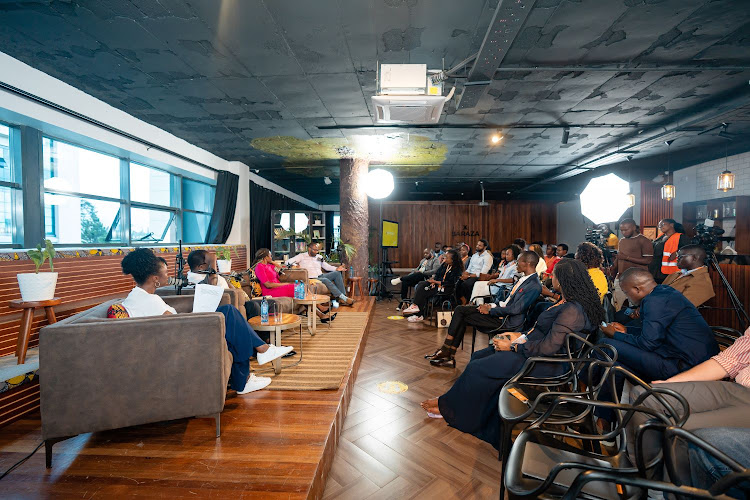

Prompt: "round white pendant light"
[365,169,394,199]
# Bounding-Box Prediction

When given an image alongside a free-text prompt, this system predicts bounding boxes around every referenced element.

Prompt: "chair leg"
[45,440,53,469]
[214,413,221,438]
[499,419,514,500]
[471,327,477,353]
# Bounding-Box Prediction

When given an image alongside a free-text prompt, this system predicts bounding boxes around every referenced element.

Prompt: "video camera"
[692,223,725,253]
[585,226,616,268]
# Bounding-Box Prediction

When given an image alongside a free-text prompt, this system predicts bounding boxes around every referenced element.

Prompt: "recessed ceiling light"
[491,132,503,144]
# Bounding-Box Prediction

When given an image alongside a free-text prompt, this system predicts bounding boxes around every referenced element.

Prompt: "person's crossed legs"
[317,270,353,304]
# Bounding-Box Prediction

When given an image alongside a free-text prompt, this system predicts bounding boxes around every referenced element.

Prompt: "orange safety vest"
[661,233,681,275]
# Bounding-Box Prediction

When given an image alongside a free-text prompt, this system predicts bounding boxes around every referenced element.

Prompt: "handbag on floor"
[437,310,453,329]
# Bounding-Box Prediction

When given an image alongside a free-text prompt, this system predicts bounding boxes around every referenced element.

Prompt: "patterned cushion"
[107,303,130,319]
[249,281,263,298]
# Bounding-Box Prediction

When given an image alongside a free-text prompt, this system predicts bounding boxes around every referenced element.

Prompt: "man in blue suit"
[427,251,542,367]
[596,267,719,422]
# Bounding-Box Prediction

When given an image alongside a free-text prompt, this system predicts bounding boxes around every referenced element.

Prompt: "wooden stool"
[348,276,364,297]
[9,298,61,365]
[367,278,378,295]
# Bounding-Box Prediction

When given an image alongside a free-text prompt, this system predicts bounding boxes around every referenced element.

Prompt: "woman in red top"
[253,249,335,321]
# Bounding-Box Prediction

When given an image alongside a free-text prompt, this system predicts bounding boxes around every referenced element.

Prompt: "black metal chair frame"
[503,366,691,499]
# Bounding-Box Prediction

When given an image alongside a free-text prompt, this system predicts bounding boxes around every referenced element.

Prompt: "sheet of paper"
[192,283,224,313]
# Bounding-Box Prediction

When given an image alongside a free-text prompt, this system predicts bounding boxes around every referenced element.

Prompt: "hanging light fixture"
[625,153,635,207]
[717,141,735,192]
[661,140,676,201]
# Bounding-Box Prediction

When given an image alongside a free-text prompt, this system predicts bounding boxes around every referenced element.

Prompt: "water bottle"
[349,265,354,278]
[294,279,300,299]
[260,297,269,324]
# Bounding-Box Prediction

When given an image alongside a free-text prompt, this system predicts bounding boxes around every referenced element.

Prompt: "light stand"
[370,199,394,301]
[705,250,749,330]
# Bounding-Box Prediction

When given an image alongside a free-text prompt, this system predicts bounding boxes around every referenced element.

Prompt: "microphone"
[167,276,190,287]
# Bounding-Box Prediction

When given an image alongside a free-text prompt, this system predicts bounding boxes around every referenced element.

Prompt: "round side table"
[248,314,302,375]
[294,294,331,336]
[9,298,61,365]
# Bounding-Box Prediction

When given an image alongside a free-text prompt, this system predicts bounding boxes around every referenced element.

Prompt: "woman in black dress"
[420,258,604,448]
[403,249,464,322]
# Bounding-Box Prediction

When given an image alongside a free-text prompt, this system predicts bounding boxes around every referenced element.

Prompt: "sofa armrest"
[39,312,228,440]
[280,268,308,284]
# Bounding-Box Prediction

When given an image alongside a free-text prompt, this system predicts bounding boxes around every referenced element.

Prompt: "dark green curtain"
[205,170,239,244]
[249,181,309,256]
[325,210,335,251]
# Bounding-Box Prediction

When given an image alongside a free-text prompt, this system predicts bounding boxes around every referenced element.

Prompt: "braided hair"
[553,258,605,327]
[576,242,603,269]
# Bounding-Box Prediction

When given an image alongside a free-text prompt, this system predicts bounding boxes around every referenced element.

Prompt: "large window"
[39,137,215,246]
[0,124,19,245]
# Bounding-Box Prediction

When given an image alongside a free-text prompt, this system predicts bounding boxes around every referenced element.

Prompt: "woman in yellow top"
[575,242,608,302]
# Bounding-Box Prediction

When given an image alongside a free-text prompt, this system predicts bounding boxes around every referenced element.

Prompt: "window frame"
[0,123,23,248]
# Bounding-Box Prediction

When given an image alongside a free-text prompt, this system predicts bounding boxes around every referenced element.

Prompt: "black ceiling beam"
[455,0,537,110]
[491,65,750,73]
[516,82,750,193]
[317,123,640,130]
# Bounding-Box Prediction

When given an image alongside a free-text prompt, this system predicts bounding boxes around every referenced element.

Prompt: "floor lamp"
[365,169,394,300]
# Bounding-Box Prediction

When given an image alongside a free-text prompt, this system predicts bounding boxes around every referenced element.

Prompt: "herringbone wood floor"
[322,300,503,500]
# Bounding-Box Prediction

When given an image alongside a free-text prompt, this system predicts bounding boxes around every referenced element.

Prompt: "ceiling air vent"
[373,64,454,124]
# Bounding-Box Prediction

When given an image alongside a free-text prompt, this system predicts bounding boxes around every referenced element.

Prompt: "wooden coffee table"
[248,313,302,375]
[294,294,331,336]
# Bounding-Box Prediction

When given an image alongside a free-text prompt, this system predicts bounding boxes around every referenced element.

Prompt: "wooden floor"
[322,301,503,500]
[0,298,501,499]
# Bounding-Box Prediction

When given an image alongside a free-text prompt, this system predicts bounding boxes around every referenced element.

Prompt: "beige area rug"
[250,312,370,390]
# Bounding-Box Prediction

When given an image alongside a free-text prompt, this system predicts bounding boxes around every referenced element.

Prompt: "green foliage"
[339,242,356,262]
[80,201,108,243]
[216,246,238,261]
[27,239,55,273]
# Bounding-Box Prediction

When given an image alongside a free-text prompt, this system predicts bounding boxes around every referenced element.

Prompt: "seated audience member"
[685,428,750,498]
[392,247,442,304]
[426,251,541,367]
[611,218,653,311]
[575,242,608,302]
[286,242,354,306]
[650,218,691,284]
[120,248,292,395]
[528,243,547,277]
[598,267,719,424]
[433,242,444,256]
[556,243,570,259]
[402,249,463,322]
[598,223,619,249]
[458,243,471,266]
[421,258,603,449]
[544,244,560,273]
[513,238,527,251]
[662,244,715,307]
[253,248,335,322]
[187,249,230,289]
[456,239,493,304]
[470,245,520,302]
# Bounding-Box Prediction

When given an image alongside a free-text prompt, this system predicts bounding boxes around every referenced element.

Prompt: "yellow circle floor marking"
[387,315,405,320]
[377,381,408,394]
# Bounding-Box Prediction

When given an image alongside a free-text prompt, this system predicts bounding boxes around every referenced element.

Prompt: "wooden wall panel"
[702,263,750,332]
[0,245,247,428]
[369,200,557,269]
[641,181,673,227]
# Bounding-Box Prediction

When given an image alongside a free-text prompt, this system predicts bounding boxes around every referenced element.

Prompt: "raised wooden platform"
[0,297,375,499]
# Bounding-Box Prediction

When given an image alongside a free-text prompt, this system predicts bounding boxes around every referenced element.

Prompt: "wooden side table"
[348,277,364,297]
[294,294,331,336]
[9,298,61,365]
[367,278,378,295]
[248,314,301,375]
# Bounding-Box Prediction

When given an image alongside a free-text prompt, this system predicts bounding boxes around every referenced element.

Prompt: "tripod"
[705,250,749,330]
[371,247,394,301]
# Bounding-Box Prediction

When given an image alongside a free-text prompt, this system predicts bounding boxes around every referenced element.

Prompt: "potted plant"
[17,240,57,301]
[215,246,237,274]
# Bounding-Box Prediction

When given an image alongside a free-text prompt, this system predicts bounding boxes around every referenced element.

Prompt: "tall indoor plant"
[17,240,57,301]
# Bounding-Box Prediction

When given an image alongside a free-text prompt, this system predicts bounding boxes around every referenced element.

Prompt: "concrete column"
[339,157,369,278]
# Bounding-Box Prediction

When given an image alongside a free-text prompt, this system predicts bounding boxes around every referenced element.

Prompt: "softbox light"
[579,173,631,224]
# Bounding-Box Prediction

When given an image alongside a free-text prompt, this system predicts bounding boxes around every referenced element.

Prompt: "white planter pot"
[17,272,58,302]
[217,259,232,273]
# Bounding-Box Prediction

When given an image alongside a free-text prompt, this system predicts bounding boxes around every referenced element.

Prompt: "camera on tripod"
[692,223,725,253]
[585,226,616,268]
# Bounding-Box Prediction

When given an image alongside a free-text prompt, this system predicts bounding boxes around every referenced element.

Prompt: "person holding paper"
[120,248,292,394]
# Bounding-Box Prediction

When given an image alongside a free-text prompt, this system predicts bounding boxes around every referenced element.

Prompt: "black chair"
[496,338,616,498]
[469,289,537,353]
[425,287,457,327]
[712,325,743,349]
[561,426,750,500]
[503,366,690,499]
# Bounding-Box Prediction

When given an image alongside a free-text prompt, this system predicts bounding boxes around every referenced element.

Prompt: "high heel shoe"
[321,312,337,323]
[429,357,456,368]
[424,349,442,359]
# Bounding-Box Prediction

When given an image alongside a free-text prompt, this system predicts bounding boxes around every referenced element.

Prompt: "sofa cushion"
[107,303,130,319]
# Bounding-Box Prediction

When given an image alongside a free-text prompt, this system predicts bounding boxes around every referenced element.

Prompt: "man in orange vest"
[649,218,690,284]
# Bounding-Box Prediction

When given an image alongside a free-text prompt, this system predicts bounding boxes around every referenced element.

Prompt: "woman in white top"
[120,248,292,394]
[529,244,548,277]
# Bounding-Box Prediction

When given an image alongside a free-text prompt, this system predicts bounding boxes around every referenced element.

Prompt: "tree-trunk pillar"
[339,157,369,279]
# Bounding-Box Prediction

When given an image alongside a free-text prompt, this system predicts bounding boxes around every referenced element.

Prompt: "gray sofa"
[39,293,233,468]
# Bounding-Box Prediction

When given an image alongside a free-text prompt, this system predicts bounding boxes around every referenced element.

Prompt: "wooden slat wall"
[640,181,673,227]
[368,200,557,269]
[703,263,750,332]
[0,245,247,428]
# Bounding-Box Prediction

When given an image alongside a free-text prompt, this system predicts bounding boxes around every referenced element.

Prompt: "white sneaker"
[403,304,419,314]
[391,277,402,286]
[331,300,340,308]
[237,374,271,394]
[407,315,423,323]
[257,345,294,365]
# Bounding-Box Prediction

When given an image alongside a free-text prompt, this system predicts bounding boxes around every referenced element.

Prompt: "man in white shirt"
[287,242,354,305]
[456,239,494,304]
